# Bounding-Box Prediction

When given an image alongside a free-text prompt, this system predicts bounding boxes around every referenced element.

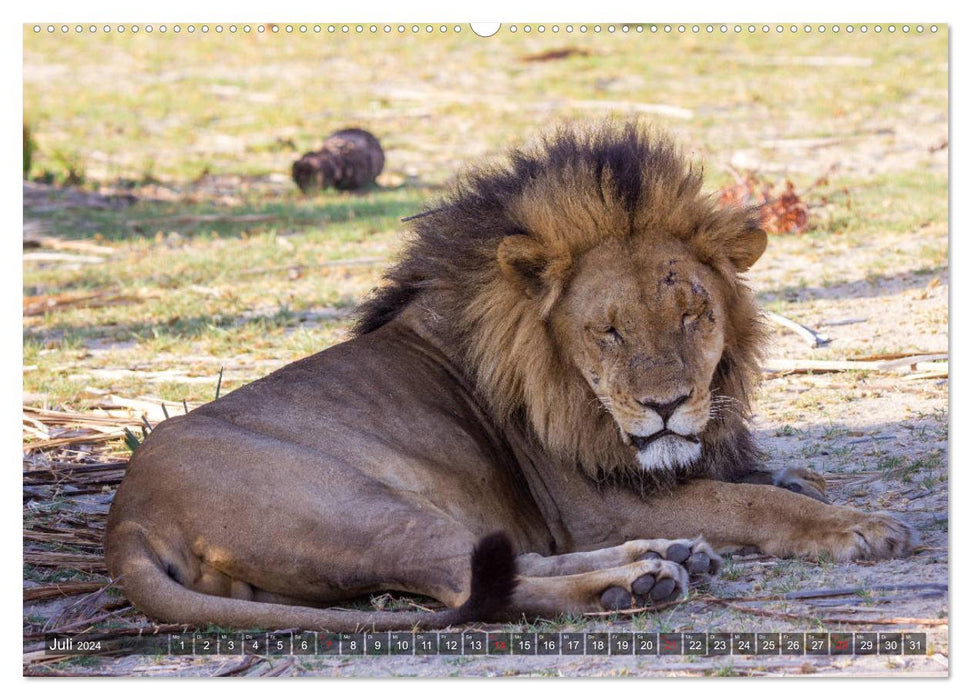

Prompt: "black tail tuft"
[457,531,518,622]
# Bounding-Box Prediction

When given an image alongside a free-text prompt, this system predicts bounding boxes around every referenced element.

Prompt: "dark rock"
[292,129,384,193]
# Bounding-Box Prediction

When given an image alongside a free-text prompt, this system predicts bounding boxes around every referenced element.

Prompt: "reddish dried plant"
[717,171,811,234]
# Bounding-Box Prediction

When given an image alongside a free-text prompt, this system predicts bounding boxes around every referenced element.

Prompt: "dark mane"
[352,120,767,486]
[354,121,691,336]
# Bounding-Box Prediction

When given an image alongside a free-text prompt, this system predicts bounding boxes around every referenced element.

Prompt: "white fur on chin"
[635,435,702,471]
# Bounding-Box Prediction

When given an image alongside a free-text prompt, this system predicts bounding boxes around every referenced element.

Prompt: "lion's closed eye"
[681,298,711,331]
[588,325,624,342]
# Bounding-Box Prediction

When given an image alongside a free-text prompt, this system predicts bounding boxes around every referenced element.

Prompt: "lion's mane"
[355,121,767,491]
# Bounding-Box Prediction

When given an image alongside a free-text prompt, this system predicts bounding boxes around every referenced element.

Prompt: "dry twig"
[766,311,831,347]
[215,656,263,677]
[763,354,947,377]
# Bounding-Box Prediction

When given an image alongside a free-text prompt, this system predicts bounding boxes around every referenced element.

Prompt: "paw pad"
[599,586,633,611]
[636,541,719,576]
[631,571,682,606]
[631,574,655,596]
[685,551,711,575]
[645,577,678,603]
[664,543,691,564]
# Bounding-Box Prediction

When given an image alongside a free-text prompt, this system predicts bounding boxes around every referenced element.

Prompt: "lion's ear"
[497,235,549,298]
[726,223,767,272]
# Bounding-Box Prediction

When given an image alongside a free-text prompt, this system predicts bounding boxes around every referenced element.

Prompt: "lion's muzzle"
[628,429,700,451]
[635,392,690,421]
[622,390,707,470]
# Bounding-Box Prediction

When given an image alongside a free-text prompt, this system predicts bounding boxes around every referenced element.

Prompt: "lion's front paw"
[792,510,914,562]
[774,466,829,504]
[847,512,914,560]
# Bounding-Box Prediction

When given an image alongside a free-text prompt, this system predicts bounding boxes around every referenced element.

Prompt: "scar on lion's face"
[552,237,727,472]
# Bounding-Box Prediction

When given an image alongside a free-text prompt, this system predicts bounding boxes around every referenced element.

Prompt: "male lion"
[106,122,912,630]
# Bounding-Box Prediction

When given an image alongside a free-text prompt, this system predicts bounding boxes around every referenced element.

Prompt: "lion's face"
[398,123,769,481]
[551,237,727,472]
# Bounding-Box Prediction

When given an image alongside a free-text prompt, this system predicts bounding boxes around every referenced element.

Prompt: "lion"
[105,122,912,631]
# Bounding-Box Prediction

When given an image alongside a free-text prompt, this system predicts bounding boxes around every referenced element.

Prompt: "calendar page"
[22,17,948,679]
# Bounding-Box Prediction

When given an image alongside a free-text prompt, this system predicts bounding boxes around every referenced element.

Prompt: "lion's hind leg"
[509,538,720,617]
[516,538,720,578]
[510,558,689,618]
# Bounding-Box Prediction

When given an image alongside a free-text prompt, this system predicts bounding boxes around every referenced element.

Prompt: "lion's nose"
[637,392,690,423]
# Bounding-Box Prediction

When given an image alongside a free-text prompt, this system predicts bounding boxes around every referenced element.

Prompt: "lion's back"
[126,321,528,502]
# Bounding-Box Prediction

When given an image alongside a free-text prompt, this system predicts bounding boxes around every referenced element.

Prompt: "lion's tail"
[106,526,517,632]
